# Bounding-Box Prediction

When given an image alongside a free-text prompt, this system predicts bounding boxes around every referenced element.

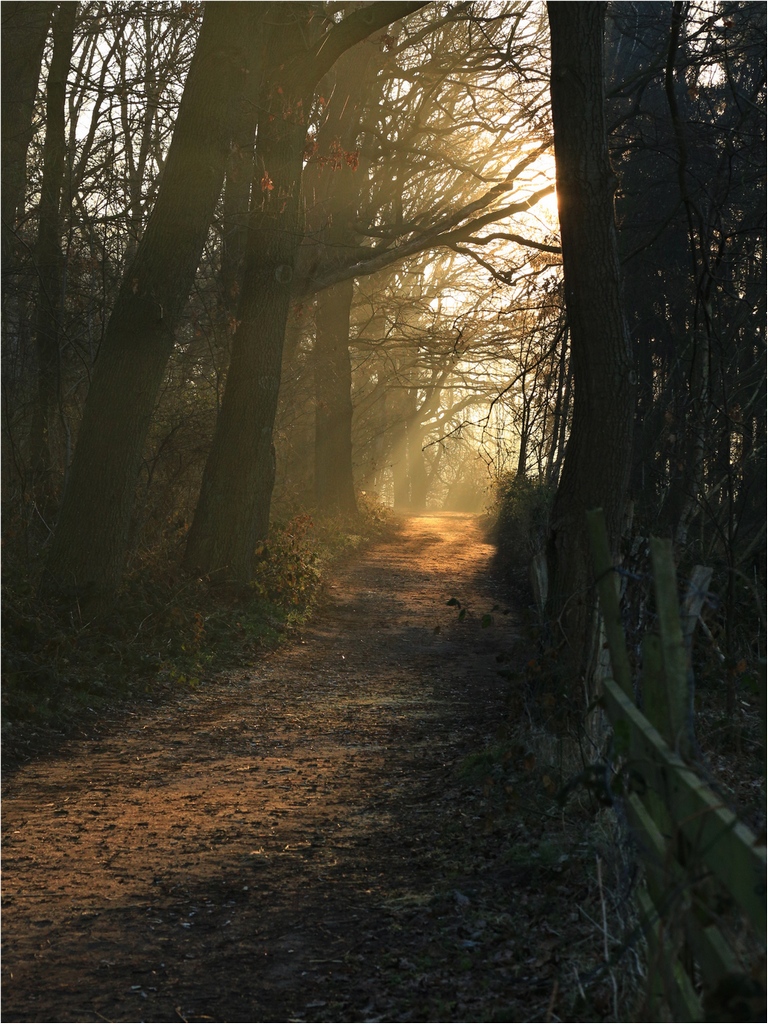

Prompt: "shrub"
[492,474,554,576]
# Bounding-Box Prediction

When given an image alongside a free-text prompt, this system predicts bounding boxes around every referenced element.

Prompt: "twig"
[596,855,619,1021]
[545,977,559,1022]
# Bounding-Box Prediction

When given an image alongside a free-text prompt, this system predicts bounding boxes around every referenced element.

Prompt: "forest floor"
[2,514,636,1024]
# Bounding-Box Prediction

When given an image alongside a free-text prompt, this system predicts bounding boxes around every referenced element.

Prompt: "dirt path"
[2,514,604,1023]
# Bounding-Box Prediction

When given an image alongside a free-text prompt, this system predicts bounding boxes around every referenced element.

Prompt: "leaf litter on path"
[2,513,628,1023]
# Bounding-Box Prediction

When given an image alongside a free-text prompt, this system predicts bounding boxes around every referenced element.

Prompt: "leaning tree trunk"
[314,278,358,513]
[545,2,635,686]
[43,3,262,607]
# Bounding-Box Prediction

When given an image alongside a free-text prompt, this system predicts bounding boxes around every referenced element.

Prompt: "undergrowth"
[454,691,645,1022]
[486,473,554,606]
[477,477,766,1021]
[2,496,392,767]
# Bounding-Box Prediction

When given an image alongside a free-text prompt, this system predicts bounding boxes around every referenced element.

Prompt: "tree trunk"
[185,2,426,577]
[545,2,635,685]
[184,92,309,578]
[43,3,263,606]
[391,414,410,511]
[407,413,429,511]
[219,52,260,321]
[306,43,378,514]
[359,372,388,496]
[1,2,55,273]
[1,0,55,421]
[544,321,569,485]
[390,386,410,511]
[29,2,77,499]
[314,278,357,513]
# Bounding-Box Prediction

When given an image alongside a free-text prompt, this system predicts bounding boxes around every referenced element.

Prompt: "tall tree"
[305,41,380,515]
[545,2,634,683]
[1,2,56,275]
[28,2,78,498]
[298,2,557,515]
[184,1,427,580]
[607,2,765,562]
[43,3,264,606]
[314,278,358,512]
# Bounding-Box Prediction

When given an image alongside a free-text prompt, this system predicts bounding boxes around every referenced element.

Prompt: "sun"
[527,152,559,228]
[534,186,559,226]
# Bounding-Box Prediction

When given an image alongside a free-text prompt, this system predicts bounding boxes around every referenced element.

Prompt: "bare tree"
[1,2,56,274]
[184,1,428,580]
[43,3,265,606]
[28,2,78,500]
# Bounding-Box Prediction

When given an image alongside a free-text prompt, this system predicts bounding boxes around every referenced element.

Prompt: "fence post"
[585,508,633,699]
[649,537,692,758]
[588,511,766,1021]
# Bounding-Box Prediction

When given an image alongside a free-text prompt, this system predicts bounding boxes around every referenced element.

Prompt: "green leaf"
[481,614,493,628]
[446,597,461,608]
[458,608,467,621]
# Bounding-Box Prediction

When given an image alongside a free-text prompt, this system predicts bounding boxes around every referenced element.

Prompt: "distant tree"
[347,243,564,512]
[295,1,558,515]
[304,42,380,515]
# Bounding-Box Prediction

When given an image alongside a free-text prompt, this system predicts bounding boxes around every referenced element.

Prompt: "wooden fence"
[587,509,766,1022]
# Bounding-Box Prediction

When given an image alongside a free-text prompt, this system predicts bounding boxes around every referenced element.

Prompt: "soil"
[2,514,620,1024]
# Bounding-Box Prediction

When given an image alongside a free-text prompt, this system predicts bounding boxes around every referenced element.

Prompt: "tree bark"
[314,278,357,513]
[185,87,309,577]
[407,407,429,511]
[219,46,261,322]
[43,3,263,605]
[185,2,426,578]
[1,2,55,272]
[391,413,410,511]
[545,2,635,684]
[29,2,77,498]
[306,43,378,514]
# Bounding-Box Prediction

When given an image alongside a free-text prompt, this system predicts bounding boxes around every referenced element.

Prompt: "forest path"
[3,514,588,1023]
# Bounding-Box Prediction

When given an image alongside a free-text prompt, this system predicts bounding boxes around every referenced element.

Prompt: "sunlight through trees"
[2,0,764,692]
